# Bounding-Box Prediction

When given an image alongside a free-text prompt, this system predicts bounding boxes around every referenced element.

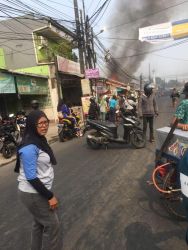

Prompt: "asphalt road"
[0,96,187,250]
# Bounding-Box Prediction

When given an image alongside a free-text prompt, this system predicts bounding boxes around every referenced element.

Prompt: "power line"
[92,0,112,28]
[113,38,188,59]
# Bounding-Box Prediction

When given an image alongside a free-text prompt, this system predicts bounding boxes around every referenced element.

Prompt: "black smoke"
[107,0,170,80]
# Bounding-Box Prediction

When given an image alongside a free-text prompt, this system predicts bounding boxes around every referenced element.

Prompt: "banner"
[139,22,173,43]
[0,73,16,93]
[16,76,48,95]
[172,19,188,39]
[85,68,99,79]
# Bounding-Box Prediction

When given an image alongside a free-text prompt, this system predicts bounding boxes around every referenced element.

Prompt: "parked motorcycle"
[83,111,146,149]
[0,125,17,158]
[16,111,27,141]
[58,115,83,142]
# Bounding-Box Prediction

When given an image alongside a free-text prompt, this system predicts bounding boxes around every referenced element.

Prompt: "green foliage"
[34,33,76,63]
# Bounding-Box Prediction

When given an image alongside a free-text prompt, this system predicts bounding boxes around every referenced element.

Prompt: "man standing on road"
[138,84,158,143]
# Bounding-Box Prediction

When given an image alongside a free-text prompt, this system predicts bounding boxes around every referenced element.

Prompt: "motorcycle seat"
[89,120,117,128]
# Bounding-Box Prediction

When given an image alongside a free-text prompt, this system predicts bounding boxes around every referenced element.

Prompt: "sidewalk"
[0,122,59,167]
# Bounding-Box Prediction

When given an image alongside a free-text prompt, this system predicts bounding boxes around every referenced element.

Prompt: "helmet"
[31,100,39,110]
[144,84,153,96]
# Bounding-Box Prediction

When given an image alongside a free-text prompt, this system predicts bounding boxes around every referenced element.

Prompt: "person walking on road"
[88,97,100,120]
[109,95,117,123]
[15,110,62,250]
[170,88,180,108]
[138,84,158,142]
[99,95,108,121]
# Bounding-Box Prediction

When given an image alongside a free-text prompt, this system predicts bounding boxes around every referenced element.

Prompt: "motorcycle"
[83,111,146,149]
[58,114,83,142]
[0,125,17,159]
[16,111,27,142]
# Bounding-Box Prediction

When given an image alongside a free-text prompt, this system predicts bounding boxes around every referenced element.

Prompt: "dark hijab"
[15,110,57,172]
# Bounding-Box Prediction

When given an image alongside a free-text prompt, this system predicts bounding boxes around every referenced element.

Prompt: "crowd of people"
[88,91,138,123]
[87,83,158,143]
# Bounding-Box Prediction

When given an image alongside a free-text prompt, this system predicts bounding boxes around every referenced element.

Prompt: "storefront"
[57,55,84,106]
[0,69,52,118]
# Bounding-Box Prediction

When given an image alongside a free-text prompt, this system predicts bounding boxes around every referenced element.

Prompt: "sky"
[1,0,188,82]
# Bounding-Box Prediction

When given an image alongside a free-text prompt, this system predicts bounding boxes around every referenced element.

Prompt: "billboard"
[172,19,188,39]
[139,22,172,43]
[85,68,99,79]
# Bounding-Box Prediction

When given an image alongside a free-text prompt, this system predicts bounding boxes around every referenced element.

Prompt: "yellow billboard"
[172,19,188,39]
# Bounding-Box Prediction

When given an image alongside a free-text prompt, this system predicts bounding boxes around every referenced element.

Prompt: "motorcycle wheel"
[163,167,186,220]
[2,145,12,159]
[58,127,73,142]
[130,130,146,149]
[87,132,102,150]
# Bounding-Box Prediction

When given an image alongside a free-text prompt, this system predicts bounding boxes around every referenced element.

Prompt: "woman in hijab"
[16,110,62,250]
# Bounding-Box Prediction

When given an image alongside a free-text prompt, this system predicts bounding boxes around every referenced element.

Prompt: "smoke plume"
[107,0,170,81]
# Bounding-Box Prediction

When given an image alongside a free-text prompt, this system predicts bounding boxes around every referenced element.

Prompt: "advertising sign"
[139,22,172,43]
[0,73,16,93]
[81,96,92,115]
[81,79,91,95]
[16,76,48,95]
[85,68,99,79]
[172,19,188,39]
[57,55,82,77]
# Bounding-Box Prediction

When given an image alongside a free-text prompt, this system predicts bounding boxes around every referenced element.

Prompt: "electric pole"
[73,0,85,74]
[85,15,93,69]
[80,10,88,69]
[91,27,96,68]
[140,74,143,91]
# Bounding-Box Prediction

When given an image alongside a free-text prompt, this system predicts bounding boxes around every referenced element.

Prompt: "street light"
[93,29,104,38]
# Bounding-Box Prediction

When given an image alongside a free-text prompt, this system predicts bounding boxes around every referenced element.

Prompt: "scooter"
[83,111,146,149]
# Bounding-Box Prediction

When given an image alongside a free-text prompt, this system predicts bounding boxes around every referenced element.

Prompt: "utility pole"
[91,27,96,68]
[73,0,85,74]
[85,15,93,69]
[80,10,88,69]
[140,74,143,91]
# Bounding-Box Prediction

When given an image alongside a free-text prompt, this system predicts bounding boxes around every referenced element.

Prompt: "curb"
[0,136,59,167]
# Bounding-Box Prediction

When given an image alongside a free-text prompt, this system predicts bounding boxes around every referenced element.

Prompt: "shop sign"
[16,76,48,95]
[85,68,99,79]
[57,55,82,76]
[0,72,16,93]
